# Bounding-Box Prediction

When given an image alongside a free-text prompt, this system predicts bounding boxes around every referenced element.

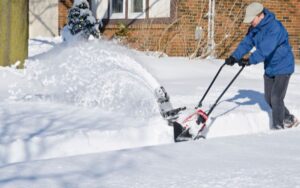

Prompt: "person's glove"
[238,58,250,66]
[225,56,238,66]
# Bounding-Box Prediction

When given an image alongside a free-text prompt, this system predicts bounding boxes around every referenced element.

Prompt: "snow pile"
[28,37,63,57]
[0,39,173,165]
[9,40,160,118]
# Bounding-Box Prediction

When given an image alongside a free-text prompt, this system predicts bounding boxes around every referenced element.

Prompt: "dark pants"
[264,74,291,127]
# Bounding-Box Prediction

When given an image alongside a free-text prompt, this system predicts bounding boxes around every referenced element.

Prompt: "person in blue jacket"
[225,2,298,129]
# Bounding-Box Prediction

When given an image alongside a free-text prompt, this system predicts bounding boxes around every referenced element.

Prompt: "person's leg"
[284,106,291,120]
[264,74,273,107]
[270,74,290,128]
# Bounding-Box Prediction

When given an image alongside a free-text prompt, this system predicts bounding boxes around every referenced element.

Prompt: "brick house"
[59,0,299,60]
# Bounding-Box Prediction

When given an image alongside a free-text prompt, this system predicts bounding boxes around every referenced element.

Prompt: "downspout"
[207,0,215,57]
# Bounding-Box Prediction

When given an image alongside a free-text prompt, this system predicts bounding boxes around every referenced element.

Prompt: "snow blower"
[155,62,245,142]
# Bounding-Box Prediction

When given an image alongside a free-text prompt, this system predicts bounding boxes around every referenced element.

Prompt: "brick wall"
[59,0,300,59]
[59,0,73,32]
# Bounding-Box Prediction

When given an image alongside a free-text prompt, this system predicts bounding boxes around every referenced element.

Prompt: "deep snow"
[1,130,300,188]
[0,37,299,187]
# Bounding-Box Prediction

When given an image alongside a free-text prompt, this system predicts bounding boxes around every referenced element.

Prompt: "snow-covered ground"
[0,37,299,187]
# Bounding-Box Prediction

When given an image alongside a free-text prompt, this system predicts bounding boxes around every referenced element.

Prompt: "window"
[132,0,143,13]
[98,0,171,20]
[110,0,125,19]
[128,0,146,19]
[112,0,123,13]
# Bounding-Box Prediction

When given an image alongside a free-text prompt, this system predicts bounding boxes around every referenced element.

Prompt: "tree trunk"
[0,0,29,67]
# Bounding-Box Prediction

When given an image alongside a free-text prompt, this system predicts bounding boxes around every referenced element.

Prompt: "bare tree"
[189,0,246,59]
[158,17,181,55]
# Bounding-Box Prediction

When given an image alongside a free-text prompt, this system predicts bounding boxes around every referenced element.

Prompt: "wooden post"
[0,0,29,67]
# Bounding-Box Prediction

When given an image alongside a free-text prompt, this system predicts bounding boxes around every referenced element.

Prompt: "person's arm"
[232,33,254,60]
[249,26,281,64]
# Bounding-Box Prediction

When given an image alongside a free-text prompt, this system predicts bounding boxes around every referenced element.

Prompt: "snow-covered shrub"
[62,0,100,42]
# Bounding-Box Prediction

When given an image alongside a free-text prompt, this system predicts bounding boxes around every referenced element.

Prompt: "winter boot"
[273,124,284,130]
[284,115,299,128]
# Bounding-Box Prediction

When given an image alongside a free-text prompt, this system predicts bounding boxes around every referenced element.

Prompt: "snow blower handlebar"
[196,63,245,125]
[207,65,245,116]
[197,62,227,108]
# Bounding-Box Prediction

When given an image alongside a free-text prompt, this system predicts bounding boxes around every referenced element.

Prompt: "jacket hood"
[256,8,275,28]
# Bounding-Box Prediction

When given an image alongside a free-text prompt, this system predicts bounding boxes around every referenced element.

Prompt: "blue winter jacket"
[232,8,294,77]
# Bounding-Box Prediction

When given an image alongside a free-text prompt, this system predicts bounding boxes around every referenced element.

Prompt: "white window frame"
[128,0,146,19]
[110,0,126,19]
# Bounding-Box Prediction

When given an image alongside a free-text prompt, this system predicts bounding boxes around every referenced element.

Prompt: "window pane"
[132,0,143,13]
[112,0,123,13]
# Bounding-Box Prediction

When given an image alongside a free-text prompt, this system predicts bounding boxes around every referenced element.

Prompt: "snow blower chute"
[155,62,245,142]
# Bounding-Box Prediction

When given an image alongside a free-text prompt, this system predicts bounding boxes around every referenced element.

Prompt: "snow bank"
[1,129,300,188]
[0,39,172,165]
